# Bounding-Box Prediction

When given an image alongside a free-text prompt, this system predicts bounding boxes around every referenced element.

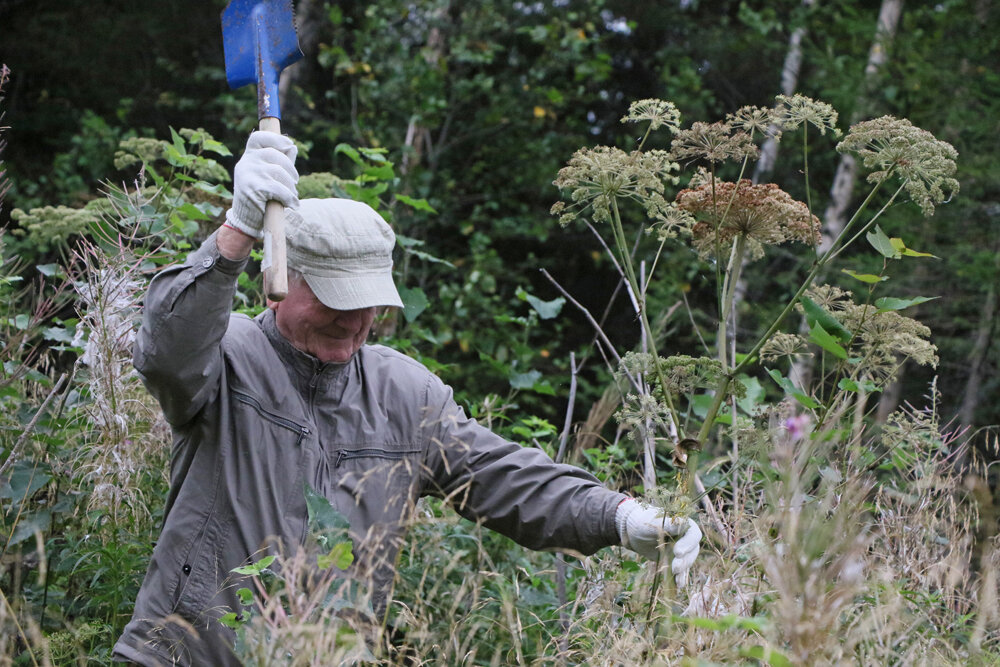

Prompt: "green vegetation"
[2,1,999,664]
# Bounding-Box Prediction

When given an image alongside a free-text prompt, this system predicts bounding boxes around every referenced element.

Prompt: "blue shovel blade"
[222,0,303,119]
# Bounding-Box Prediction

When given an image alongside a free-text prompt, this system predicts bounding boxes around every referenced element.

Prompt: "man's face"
[268,278,376,364]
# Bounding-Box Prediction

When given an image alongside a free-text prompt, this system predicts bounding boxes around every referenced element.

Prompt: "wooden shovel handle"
[259,116,288,301]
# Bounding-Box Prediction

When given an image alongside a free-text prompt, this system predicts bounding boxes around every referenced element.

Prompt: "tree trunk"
[789,0,904,391]
[277,0,326,113]
[819,0,904,252]
[752,0,815,185]
[959,243,1000,429]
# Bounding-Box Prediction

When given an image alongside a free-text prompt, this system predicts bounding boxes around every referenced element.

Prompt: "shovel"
[222,0,303,301]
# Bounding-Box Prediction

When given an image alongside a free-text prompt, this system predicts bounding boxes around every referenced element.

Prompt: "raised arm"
[133,132,298,426]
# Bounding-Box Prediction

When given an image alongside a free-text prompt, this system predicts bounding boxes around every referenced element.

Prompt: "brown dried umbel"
[676,179,821,261]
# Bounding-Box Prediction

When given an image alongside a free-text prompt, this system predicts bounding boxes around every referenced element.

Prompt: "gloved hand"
[225,131,299,239]
[616,498,702,586]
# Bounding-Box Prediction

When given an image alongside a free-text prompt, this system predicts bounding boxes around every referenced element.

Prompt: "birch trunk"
[789,0,904,391]
[819,0,904,253]
[959,243,1000,429]
[752,0,815,185]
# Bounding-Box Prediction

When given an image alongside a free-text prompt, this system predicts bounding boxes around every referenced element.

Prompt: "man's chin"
[314,343,359,364]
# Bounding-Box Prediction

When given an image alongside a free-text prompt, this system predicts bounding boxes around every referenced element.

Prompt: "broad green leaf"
[517,287,565,320]
[334,143,363,166]
[735,375,765,415]
[202,138,232,157]
[842,268,887,284]
[809,322,848,359]
[398,285,429,323]
[866,225,901,259]
[231,555,276,576]
[42,325,76,344]
[218,612,242,629]
[176,202,212,221]
[36,263,65,277]
[395,194,438,214]
[317,541,355,571]
[767,369,820,409]
[7,510,51,546]
[510,369,542,390]
[0,459,52,501]
[838,377,881,393]
[800,297,852,342]
[357,146,390,163]
[305,484,352,543]
[361,163,395,182]
[875,296,938,312]
[237,587,254,606]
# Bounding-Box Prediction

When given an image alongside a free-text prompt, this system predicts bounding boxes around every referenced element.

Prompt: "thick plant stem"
[609,199,681,440]
[717,235,749,371]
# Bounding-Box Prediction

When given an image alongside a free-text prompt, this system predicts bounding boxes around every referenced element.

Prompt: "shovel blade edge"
[222,0,302,93]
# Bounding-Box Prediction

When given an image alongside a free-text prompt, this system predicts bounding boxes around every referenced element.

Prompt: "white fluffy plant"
[70,185,170,527]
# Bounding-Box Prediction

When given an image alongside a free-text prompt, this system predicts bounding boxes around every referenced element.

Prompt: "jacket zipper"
[233,390,311,442]
[335,448,421,468]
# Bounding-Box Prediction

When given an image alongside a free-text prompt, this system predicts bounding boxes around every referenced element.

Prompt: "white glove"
[225,131,299,239]
[615,498,702,586]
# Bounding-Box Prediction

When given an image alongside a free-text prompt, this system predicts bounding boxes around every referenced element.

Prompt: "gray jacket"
[113,234,626,666]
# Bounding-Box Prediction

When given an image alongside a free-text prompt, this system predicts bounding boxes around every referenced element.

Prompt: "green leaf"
[42,325,76,344]
[305,483,352,545]
[218,612,242,629]
[516,287,564,320]
[842,268,887,284]
[890,237,937,258]
[867,225,901,259]
[510,369,542,390]
[735,375,765,415]
[838,377,881,393]
[398,285,429,323]
[334,143,363,165]
[7,510,52,546]
[0,459,52,501]
[767,369,819,409]
[317,541,355,571]
[237,587,254,607]
[395,194,438,214]
[361,163,395,182]
[800,297,852,342]
[357,146,390,163]
[808,322,848,359]
[874,296,938,312]
[36,263,65,277]
[231,555,276,576]
[176,202,212,221]
[740,645,793,667]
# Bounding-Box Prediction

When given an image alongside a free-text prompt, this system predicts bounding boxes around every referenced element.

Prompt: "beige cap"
[285,198,403,310]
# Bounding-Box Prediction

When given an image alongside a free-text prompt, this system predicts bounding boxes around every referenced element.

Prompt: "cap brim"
[303,272,404,311]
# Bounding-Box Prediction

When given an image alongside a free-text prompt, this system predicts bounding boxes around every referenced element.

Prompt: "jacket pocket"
[232,389,311,507]
[332,446,421,519]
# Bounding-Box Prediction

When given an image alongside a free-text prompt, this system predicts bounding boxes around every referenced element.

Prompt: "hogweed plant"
[551,95,964,648]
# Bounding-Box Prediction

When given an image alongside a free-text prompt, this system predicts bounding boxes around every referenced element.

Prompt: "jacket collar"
[256,308,354,392]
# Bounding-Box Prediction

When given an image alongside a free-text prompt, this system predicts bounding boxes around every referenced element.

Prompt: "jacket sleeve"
[420,373,626,556]
[133,232,248,427]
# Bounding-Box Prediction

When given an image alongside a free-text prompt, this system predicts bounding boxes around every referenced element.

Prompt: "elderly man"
[112,133,702,666]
